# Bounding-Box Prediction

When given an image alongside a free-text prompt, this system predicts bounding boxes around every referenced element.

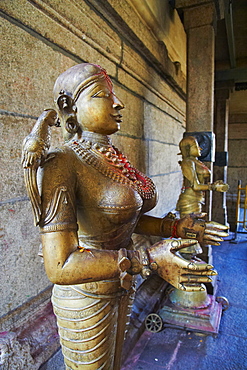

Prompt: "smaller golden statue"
[176,136,229,221]
[159,136,229,333]
[22,65,228,370]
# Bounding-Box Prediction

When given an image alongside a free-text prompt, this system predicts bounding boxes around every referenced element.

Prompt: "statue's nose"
[113,94,124,110]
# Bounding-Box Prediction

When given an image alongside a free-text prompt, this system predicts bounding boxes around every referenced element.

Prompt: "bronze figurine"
[22,64,228,370]
[176,136,229,219]
[166,136,229,312]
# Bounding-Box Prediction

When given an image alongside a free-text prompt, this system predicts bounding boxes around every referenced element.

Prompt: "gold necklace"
[68,140,156,200]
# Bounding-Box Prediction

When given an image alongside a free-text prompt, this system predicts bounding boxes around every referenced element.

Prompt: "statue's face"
[75,78,124,135]
[190,140,201,157]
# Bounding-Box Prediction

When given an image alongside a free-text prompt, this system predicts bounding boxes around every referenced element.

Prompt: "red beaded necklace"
[68,140,156,200]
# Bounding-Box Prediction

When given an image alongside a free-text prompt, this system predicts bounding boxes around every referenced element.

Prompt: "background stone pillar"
[176,0,218,219]
[212,82,233,224]
[183,2,216,133]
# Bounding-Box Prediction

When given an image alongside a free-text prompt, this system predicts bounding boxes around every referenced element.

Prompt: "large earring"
[57,93,73,110]
[57,94,79,134]
[65,116,79,134]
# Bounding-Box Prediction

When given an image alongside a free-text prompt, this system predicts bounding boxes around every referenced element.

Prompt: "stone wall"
[0,0,186,366]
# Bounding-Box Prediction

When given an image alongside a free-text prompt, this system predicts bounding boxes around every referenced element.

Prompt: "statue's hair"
[53,63,113,104]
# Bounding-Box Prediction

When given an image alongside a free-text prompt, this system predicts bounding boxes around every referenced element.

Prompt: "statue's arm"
[134,213,228,246]
[41,228,218,292]
[134,215,219,291]
[41,230,121,285]
[132,211,228,291]
[38,152,123,285]
[134,214,174,237]
[181,159,229,192]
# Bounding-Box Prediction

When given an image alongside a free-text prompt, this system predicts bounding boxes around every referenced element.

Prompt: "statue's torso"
[75,159,144,249]
[39,144,156,250]
[194,159,210,184]
[182,158,210,189]
[177,157,210,216]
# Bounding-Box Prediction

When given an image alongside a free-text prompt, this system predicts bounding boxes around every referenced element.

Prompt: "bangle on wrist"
[171,219,179,238]
[138,247,152,279]
[160,212,176,236]
[139,247,159,278]
[118,248,132,290]
[118,246,158,284]
[209,183,216,191]
[118,248,147,289]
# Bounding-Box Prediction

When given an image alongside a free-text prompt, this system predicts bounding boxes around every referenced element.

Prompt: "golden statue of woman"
[22,64,228,370]
[176,136,229,218]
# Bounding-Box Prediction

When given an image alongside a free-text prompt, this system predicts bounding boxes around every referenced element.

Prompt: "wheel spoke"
[145,313,163,333]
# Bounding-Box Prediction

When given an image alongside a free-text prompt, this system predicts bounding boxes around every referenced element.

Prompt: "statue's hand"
[147,239,217,291]
[21,109,57,169]
[203,220,229,245]
[175,213,229,246]
[212,180,229,192]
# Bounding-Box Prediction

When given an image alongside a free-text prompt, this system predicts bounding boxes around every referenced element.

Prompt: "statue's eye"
[92,90,110,98]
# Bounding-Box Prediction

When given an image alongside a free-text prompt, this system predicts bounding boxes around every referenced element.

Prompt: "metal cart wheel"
[145,313,163,333]
[216,296,229,311]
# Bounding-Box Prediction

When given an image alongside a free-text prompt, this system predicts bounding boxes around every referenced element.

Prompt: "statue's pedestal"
[159,289,223,334]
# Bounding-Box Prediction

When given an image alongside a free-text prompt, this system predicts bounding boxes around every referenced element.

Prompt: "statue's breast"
[195,160,210,178]
[75,160,143,238]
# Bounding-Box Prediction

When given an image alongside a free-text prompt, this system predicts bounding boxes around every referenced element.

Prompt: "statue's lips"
[111,114,123,122]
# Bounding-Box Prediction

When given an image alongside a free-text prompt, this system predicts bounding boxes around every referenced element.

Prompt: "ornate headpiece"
[53,63,113,104]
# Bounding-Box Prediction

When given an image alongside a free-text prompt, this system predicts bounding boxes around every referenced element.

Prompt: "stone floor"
[40,233,247,370]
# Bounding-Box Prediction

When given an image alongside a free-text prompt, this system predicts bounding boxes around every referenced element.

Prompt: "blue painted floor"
[40,233,247,370]
[122,233,247,370]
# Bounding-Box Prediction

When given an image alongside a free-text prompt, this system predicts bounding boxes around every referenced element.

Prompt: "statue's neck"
[80,131,112,147]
